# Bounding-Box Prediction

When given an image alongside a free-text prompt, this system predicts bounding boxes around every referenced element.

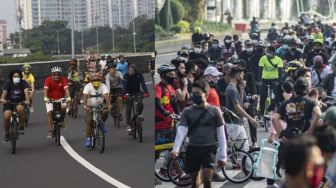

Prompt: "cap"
[321,106,336,124]
[204,66,223,76]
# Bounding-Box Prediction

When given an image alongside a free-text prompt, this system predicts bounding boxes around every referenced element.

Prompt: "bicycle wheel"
[73,100,78,119]
[97,121,105,153]
[10,120,19,154]
[137,120,143,143]
[248,148,265,181]
[155,150,171,182]
[25,108,30,127]
[222,149,253,184]
[132,119,137,140]
[167,155,191,187]
[264,98,271,132]
[91,124,96,149]
[56,123,61,146]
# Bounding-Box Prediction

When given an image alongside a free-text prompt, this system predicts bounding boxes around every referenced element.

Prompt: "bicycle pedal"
[137,115,144,121]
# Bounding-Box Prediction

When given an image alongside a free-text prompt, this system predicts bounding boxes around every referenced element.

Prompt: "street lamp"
[132,0,136,53]
[94,15,99,54]
[56,31,60,55]
[71,0,75,58]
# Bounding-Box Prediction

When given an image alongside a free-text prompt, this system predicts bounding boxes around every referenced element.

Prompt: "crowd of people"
[1,54,151,147]
[155,16,336,188]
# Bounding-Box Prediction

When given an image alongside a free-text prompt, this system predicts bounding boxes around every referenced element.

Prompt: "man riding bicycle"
[105,62,124,121]
[83,73,112,147]
[22,63,35,113]
[0,69,30,142]
[44,66,71,138]
[123,64,149,134]
[67,59,83,115]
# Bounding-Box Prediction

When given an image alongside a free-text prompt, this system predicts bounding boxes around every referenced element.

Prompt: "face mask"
[225,40,231,43]
[217,67,223,72]
[194,48,202,54]
[283,44,288,49]
[257,48,264,53]
[282,92,293,100]
[13,77,20,84]
[92,81,101,88]
[306,165,325,188]
[291,47,297,51]
[213,43,219,48]
[246,47,253,53]
[192,94,203,105]
[164,76,175,84]
[208,80,217,88]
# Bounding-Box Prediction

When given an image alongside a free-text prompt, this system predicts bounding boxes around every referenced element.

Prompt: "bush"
[177,20,190,33]
[0,53,55,64]
[171,0,185,24]
[170,25,182,33]
[155,25,168,38]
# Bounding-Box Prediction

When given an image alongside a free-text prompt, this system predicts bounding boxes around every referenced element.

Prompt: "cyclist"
[22,63,35,112]
[283,39,304,65]
[191,27,204,47]
[276,36,291,59]
[67,59,83,115]
[117,55,128,76]
[123,64,149,134]
[306,39,330,67]
[105,62,124,121]
[266,25,279,43]
[310,55,332,87]
[222,35,237,61]
[203,66,222,107]
[189,44,209,63]
[239,40,256,74]
[319,63,336,97]
[250,40,266,83]
[171,59,189,110]
[83,73,112,147]
[284,60,303,84]
[0,69,30,141]
[43,66,71,138]
[171,80,227,188]
[259,46,284,115]
[208,39,222,61]
[233,34,243,55]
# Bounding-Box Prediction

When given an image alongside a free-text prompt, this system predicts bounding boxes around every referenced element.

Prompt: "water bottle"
[253,139,280,179]
[156,151,168,170]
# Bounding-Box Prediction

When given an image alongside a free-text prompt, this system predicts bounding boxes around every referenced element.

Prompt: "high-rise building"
[18,0,88,31]
[0,20,7,45]
[108,0,138,28]
[137,0,155,19]
[87,0,110,27]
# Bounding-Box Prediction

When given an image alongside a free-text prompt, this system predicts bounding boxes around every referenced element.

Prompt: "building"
[0,20,7,45]
[87,0,110,27]
[18,0,88,31]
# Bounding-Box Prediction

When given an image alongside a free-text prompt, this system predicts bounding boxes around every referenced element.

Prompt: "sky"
[0,0,16,33]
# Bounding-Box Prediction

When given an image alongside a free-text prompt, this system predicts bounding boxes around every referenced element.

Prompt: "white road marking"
[60,136,131,188]
[157,52,176,57]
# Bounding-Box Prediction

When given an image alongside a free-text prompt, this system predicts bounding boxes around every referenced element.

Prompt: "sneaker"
[29,107,34,113]
[179,173,191,181]
[19,127,24,135]
[3,134,10,143]
[212,173,226,182]
[266,184,280,188]
[67,109,72,116]
[85,138,91,147]
[47,131,53,139]
[127,126,132,135]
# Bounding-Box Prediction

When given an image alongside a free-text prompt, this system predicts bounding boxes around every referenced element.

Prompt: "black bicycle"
[69,84,80,119]
[24,105,30,127]
[48,99,66,146]
[89,104,106,153]
[110,94,122,129]
[126,93,145,143]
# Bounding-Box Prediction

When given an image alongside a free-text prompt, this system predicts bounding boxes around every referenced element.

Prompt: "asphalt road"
[0,75,154,188]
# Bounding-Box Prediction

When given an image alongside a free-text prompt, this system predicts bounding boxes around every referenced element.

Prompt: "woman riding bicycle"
[22,63,35,112]
[0,69,30,142]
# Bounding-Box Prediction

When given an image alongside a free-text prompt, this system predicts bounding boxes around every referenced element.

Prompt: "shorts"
[84,103,108,123]
[46,100,67,113]
[110,88,123,103]
[69,82,83,98]
[3,102,23,112]
[185,145,217,173]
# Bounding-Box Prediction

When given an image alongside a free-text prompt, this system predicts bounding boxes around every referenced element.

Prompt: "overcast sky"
[0,0,16,33]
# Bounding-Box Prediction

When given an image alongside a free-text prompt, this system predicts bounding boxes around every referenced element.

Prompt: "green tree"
[159,0,174,30]
[178,0,204,24]
[171,0,185,24]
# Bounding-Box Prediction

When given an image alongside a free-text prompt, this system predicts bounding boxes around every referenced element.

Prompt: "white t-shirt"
[100,60,107,70]
[83,83,108,107]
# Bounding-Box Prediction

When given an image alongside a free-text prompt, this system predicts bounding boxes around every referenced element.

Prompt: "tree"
[171,0,185,24]
[159,0,174,30]
[178,0,204,24]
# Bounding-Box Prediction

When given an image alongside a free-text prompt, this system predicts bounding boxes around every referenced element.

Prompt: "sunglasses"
[53,73,61,76]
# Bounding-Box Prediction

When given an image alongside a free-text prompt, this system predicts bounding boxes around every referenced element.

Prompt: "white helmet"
[51,66,62,73]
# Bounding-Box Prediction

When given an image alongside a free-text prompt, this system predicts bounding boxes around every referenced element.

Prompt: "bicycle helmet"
[157,63,176,75]
[283,36,291,43]
[255,40,266,47]
[195,27,201,33]
[250,32,259,39]
[51,66,62,73]
[23,63,31,69]
[285,60,303,73]
[313,39,323,45]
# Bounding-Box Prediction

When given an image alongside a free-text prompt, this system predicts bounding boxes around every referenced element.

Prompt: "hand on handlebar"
[44,97,49,103]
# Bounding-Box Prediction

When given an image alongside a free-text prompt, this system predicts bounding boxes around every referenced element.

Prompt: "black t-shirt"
[278,95,318,132]
[2,80,29,102]
[216,78,229,106]
[305,50,330,67]
[283,50,303,62]
[239,50,256,72]
[191,33,204,45]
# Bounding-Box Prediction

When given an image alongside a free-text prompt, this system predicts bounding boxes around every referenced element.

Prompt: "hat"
[204,66,223,76]
[321,107,336,124]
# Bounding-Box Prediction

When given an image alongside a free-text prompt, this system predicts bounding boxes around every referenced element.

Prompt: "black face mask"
[164,76,175,84]
[257,48,264,54]
[217,68,223,73]
[208,80,217,88]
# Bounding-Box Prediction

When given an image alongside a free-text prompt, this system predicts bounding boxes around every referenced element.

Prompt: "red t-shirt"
[155,83,176,129]
[207,88,220,107]
[44,76,68,100]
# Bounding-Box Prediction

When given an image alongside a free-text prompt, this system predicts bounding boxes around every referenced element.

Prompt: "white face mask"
[283,44,289,49]
[13,77,20,84]
[246,47,253,53]
[194,48,202,53]
[225,40,231,43]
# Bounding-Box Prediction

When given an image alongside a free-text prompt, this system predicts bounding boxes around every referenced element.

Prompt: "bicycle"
[3,101,25,154]
[69,83,80,119]
[263,84,272,132]
[48,99,66,146]
[89,104,106,153]
[24,105,30,127]
[155,114,180,182]
[110,94,122,129]
[126,93,145,143]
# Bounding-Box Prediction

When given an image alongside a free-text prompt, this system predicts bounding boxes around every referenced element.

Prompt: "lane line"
[60,136,131,188]
[157,52,176,57]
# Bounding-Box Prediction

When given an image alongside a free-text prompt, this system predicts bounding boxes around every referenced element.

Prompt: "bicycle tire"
[248,148,265,181]
[264,98,271,132]
[91,125,96,149]
[137,120,143,143]
[167,155,191,187]
[74,101,78,119]
[25,108,30,127]
[222,149,253,184]
[132,120,137,140]
[97,121,105,153]
[10,119,19,154]
[155,150,171,182]
[56,123,61,146]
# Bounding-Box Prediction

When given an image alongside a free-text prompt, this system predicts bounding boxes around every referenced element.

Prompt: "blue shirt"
[117,61,129,76]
